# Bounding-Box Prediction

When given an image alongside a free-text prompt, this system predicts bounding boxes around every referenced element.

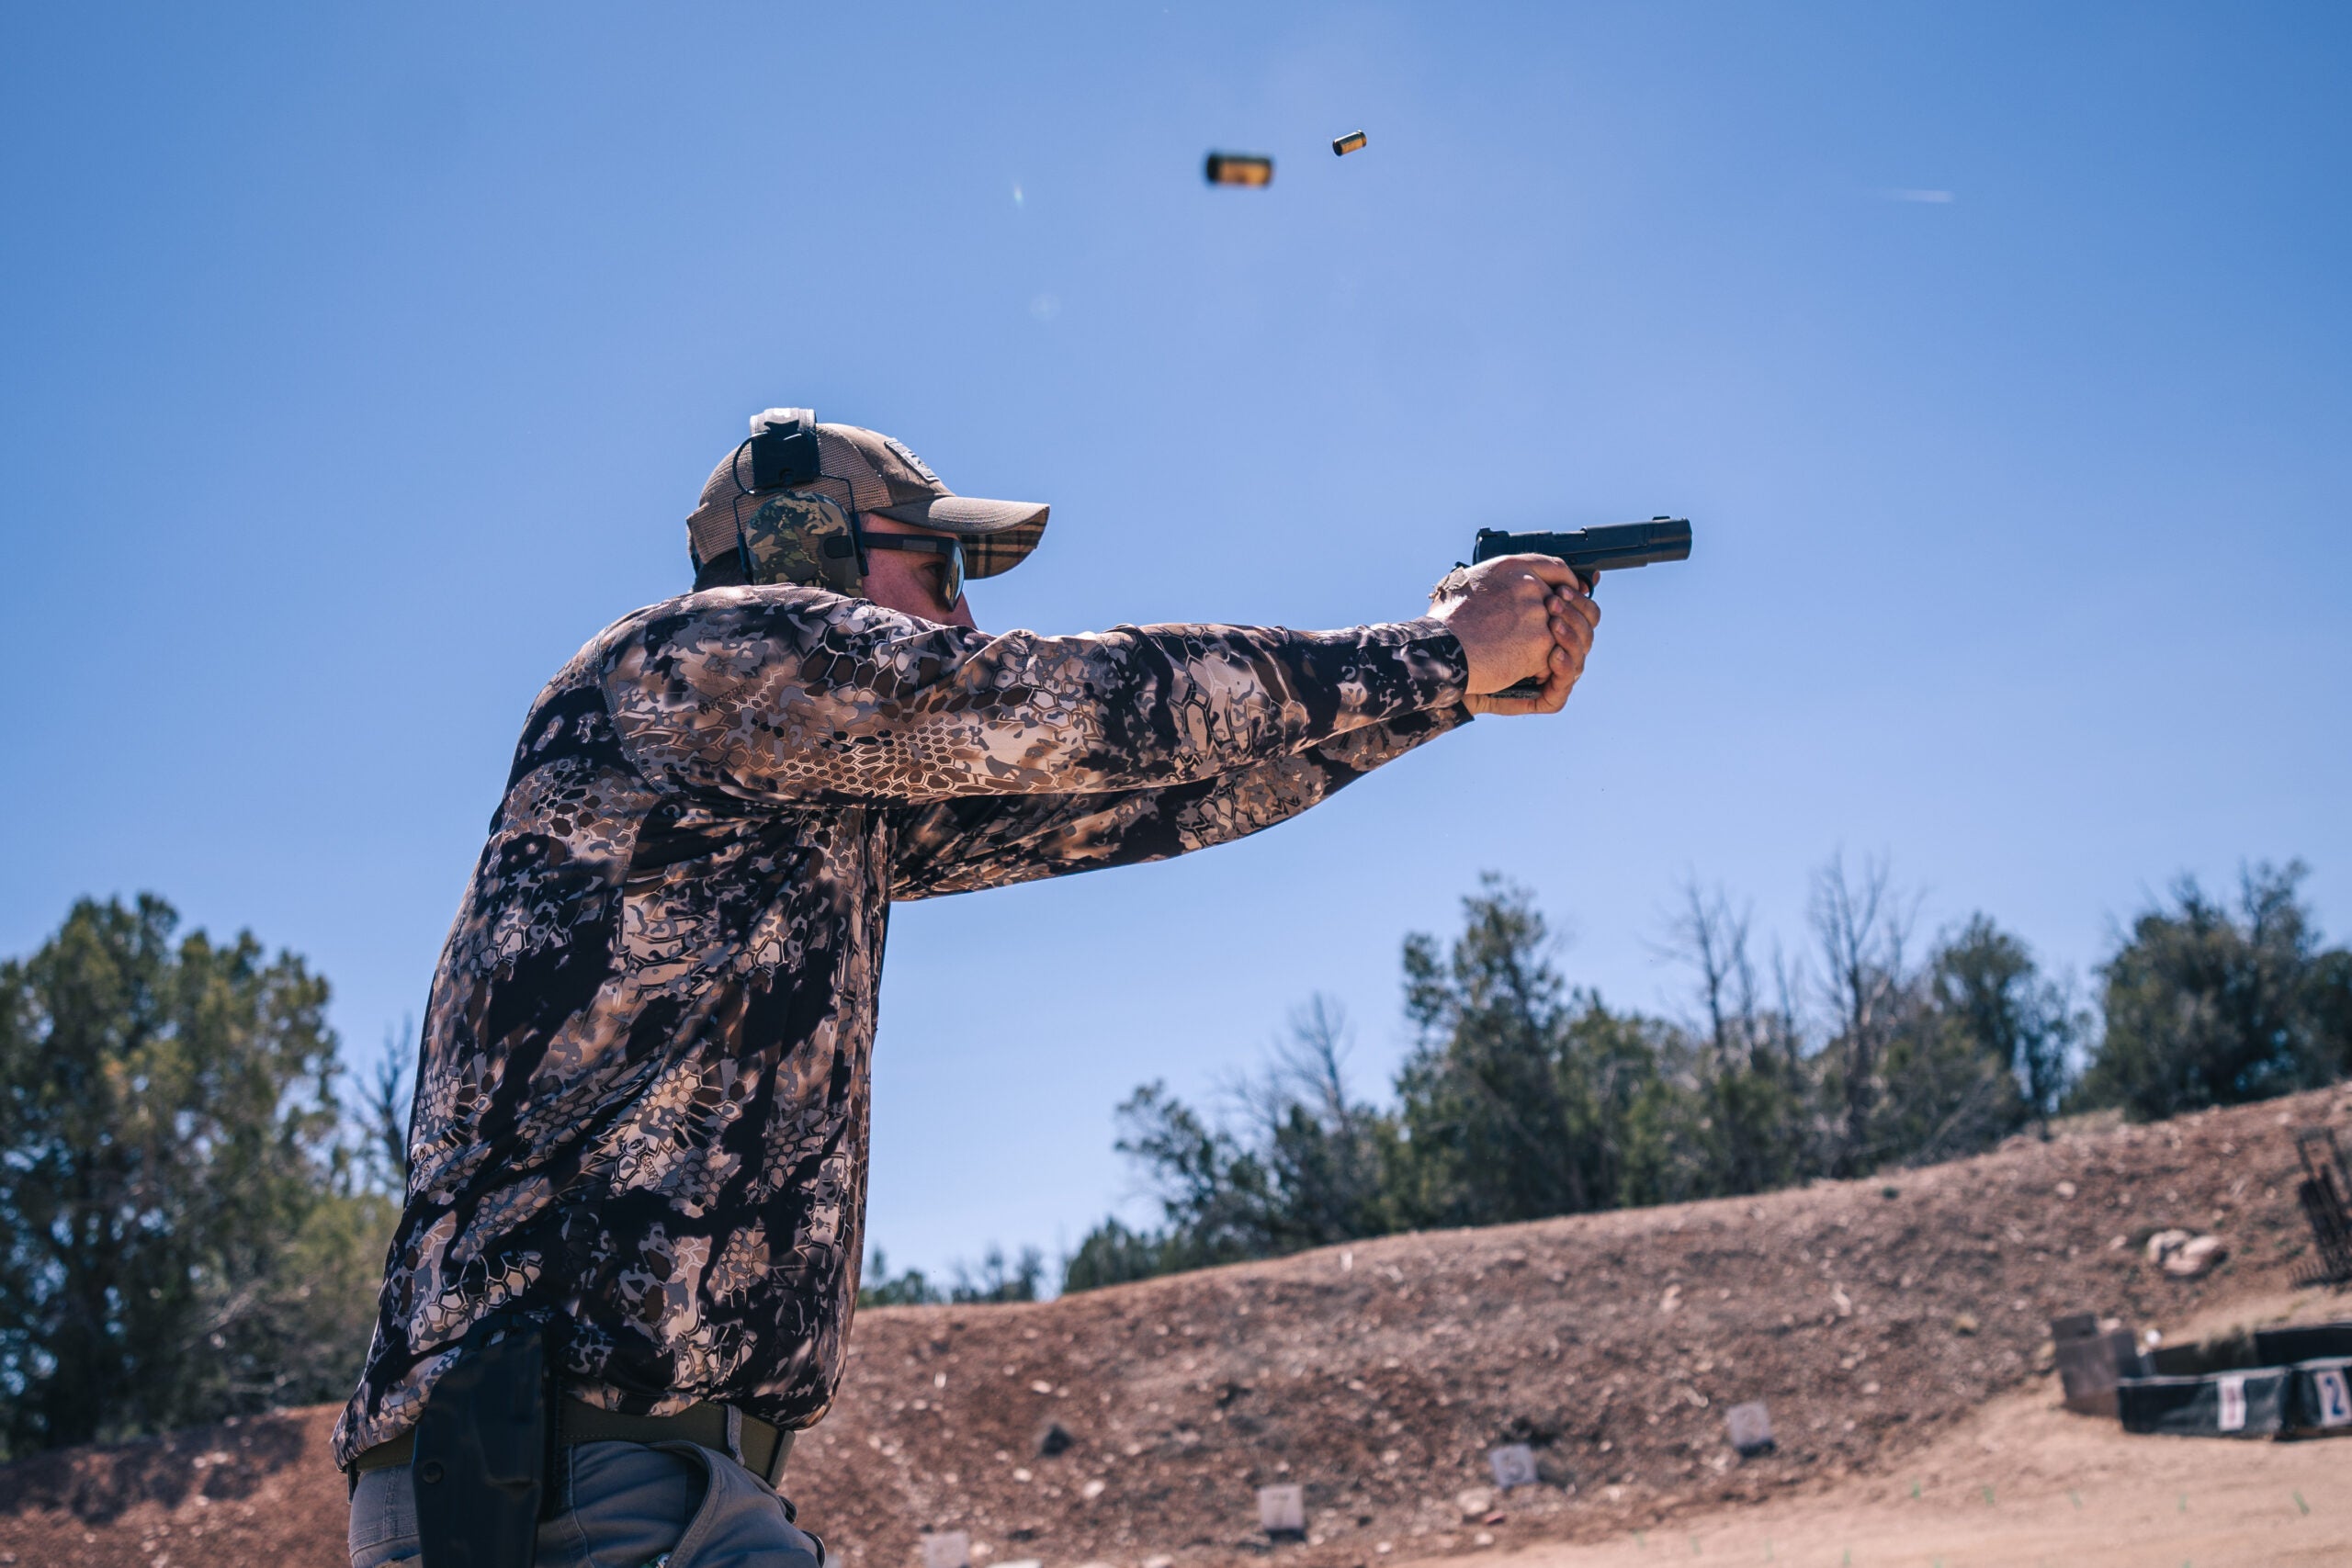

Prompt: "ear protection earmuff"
[729,409,871,587]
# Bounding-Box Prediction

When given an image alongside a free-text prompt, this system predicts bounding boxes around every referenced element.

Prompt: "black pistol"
[1469,516,1691,696]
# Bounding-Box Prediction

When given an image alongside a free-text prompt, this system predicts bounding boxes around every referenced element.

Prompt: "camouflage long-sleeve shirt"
[332,587,1471,1466]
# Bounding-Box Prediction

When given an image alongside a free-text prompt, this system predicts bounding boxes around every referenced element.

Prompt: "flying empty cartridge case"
[1204,152,1273,186]
[1332,130,1368,156]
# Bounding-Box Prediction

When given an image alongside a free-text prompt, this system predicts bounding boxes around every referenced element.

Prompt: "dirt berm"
[4,1086,2347,1568]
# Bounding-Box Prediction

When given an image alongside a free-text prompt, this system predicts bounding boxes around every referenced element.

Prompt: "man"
[338,410,1598,1566]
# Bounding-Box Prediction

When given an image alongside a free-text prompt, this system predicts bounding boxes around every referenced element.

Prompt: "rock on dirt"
[2146,1231,2229,1279]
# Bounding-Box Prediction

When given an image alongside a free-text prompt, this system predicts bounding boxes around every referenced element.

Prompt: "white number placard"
[2216,1374,2246,1432]
[2315,1368,2352,1427]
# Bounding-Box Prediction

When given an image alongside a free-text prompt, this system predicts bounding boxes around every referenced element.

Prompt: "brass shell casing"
[1204,152,1274,186]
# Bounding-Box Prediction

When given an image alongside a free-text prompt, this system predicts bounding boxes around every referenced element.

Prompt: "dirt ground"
[3,1085,2347,1568]
[1452,1303,2350,1568]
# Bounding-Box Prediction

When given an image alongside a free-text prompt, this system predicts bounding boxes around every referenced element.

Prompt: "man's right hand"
[1427,553,1600,716]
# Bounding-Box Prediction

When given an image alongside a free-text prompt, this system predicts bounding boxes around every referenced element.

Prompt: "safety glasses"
[857,532,964,610]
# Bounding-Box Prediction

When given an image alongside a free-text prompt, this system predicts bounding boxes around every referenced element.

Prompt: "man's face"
[858,515,978,628]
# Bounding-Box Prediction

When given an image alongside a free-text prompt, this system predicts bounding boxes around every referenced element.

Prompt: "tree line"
[1055,858,2352,1292]
[5,861,2347,1454]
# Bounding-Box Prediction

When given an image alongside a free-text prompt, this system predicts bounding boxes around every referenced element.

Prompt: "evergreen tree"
[0,896,391,1455]
[857,1248,944,1306]
[1868,1006,2027,1165]
[949,1245,1046,1303]
[1930,915,2082,1130]
[2082,862,2346,1118]
[1060,1218,1170,1294]
[1388,876,1606,1226]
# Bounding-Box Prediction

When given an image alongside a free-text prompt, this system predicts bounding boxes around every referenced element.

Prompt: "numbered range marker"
[1258,1483,1306,1535]
[2218,1373,2249,1432]
[2315,1367,2352,1427]
[1487,1443,1539,1490]
[1726,1400,1777,1457]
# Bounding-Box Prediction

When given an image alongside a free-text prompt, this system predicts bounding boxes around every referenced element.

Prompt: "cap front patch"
[883,437,941,488]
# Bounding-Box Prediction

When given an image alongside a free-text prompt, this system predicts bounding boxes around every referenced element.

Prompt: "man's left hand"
[1463,576,1599,716]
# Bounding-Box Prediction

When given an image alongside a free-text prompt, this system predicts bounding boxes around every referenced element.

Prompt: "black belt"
[351,1396,795,1488]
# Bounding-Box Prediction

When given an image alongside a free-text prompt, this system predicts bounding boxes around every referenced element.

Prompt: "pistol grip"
[1489,573,1594,701]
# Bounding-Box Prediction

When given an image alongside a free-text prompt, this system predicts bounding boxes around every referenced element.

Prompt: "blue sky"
[3,4,2346,1282]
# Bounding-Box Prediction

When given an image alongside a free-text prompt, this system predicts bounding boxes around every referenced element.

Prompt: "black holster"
[412,1317,556,1568]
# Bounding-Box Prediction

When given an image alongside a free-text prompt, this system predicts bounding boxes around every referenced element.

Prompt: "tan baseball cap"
[685,410,1049,580]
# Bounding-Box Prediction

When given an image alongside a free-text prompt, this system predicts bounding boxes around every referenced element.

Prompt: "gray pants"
[348,1439,824,1568]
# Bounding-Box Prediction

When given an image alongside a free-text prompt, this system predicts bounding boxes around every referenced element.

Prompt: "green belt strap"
[349,1396,793,1486]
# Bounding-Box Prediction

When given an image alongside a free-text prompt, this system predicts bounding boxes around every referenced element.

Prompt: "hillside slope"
[4,1085,2346,1568]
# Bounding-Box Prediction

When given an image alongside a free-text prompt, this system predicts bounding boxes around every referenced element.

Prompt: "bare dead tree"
[1222,992,1349,1135]
[1664,878,1752,1065]
[365,1016,416,1193]
[1211,992,1390,1248]
[1770,940,1806,1074]
[1276,993,1359,1130]
[1663,877,1803,1072]
[1809,852,1919,1174]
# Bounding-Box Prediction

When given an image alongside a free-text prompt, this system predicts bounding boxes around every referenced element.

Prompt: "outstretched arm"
[602,590,1472,806]
[888,705,1470,899]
